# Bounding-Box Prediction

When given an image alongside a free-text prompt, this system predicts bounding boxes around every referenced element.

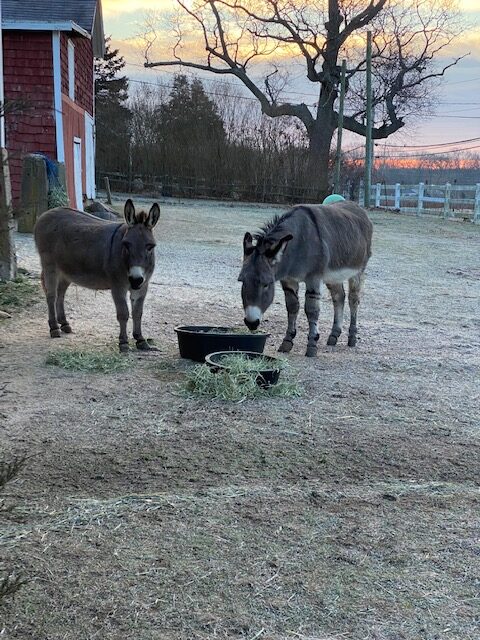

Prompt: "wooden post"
[417,182,424,216]
[18,154,49,233]
[104,176,112,204]
[333,60,346,194]
[0,149,16,280]
[394,183,401,210]
[474,183,480,224]
[375,182,381,208]
[358,180,364,206]
[443,183,451,219]
[364,31,373,209]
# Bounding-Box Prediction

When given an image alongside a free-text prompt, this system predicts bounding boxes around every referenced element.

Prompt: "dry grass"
[45,348,131,374]
[0,456,26,492]
[0,275,39,313]
[183,361,302,401]
[0,456,27,604]
[0,481,478,638]
[0,571,25,604]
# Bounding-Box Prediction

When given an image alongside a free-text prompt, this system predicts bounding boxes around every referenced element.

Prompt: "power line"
[432,115,480,119]
[376,136,480,149]
[444,75,480,86]
[375,143,480,159]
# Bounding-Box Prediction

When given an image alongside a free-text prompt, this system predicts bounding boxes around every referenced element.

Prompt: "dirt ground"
[1,198,479,640]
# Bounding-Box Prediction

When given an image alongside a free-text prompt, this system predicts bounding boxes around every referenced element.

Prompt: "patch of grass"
[183,362,302,401]
[45,348,130,374]
[0,275,39,313]
[215,353,286,373]
[198,327,265,335]
[0,571,25,604]
[0,455,27,513]
[0,456,26,492]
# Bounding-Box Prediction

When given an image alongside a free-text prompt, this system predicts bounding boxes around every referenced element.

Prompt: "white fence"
[359,182,480,222]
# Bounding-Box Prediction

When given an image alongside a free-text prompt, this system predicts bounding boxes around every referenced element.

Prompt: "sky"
[101,0,480,154]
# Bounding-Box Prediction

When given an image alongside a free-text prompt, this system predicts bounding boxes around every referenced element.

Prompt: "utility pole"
[333,59,346,195]
[364,30,372,208]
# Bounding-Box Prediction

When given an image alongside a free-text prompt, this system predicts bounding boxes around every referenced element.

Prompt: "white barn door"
[84,113,95,199]
[73,137,83,210]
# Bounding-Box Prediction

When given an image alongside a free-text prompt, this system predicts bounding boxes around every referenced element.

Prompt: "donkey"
[238,202,373,357]
[34,199,160,352]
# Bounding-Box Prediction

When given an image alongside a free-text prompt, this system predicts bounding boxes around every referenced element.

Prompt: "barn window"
[68,39,75,100]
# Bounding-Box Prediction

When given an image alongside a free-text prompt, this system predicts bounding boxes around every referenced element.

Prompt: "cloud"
[459,0,480,12]
[102,0,171,17]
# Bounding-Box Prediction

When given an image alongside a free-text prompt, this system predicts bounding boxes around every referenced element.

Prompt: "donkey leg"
[42,266,61,338]
[326,283,345,346]
[112,288,130,352]
[304,278,321,357]
[278,279,299,353]
[347,272,364,347]
[131,288,154,351]
[56,278,72,333]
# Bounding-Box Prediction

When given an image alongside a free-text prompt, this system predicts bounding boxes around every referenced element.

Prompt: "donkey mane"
[254,210,295,242]
[254,206,321,244]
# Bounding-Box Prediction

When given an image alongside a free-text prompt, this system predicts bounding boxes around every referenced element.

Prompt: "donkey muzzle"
[244,317,260,330]
[128,266,145,290]
[129,276,144,290]
[244,305,262,330]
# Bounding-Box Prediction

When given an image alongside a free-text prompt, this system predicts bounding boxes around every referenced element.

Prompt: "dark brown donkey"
[239,202,373,356]
[34,199,160,352]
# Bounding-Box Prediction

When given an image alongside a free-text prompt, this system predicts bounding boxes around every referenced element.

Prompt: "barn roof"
[2,0,105,57]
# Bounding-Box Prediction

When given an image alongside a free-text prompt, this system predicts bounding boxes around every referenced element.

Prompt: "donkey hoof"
[136,339,152,351]
[119,342,130,353]
[50,328,61,338]
[278,340,293,353]
[327,334,338,346]
[348,335,357,347]
[60,323,72,334]
[305,345,318,358]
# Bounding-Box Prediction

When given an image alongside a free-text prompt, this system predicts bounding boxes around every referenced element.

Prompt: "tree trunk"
[0,149,17,281]
[307,118,335,203]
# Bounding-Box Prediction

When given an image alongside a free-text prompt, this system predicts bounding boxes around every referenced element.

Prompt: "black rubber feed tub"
[205,351,281,388]
[175,326,270,363]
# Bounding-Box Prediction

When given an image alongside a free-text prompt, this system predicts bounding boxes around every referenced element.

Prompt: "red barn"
[1,0,105,211]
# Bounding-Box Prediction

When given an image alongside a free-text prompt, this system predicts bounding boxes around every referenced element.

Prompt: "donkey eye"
[146,244,155,251]
[263,284,269,290]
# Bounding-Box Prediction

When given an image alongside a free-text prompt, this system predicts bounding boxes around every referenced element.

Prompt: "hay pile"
[183,355,302,401]
[46,348,130,374]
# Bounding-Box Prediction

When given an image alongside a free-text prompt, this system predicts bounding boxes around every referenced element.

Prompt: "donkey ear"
[265,234,293,264]
[243,232,255,257]
[124,199,136,226]
[146,203,160,229]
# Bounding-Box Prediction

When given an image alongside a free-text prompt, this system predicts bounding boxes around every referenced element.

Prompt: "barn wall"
[60,33,94,116]
[3,31,56,208]
[62,96,86,209]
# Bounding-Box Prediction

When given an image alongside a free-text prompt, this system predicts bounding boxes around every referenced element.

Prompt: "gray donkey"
[34,199,160,352]
[239,202,373,356]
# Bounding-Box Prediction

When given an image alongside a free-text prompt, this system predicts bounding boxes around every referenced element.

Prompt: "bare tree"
[144,0,465,197]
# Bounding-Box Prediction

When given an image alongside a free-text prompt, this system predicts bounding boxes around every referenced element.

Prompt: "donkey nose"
[129,276,144,290]
[244,318,260,331]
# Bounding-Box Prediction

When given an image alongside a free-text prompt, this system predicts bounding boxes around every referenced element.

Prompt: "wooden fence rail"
[97,172,480,223]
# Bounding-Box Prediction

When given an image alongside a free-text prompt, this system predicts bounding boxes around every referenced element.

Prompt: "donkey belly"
[322,267,360,284]
[59,268,112,291]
